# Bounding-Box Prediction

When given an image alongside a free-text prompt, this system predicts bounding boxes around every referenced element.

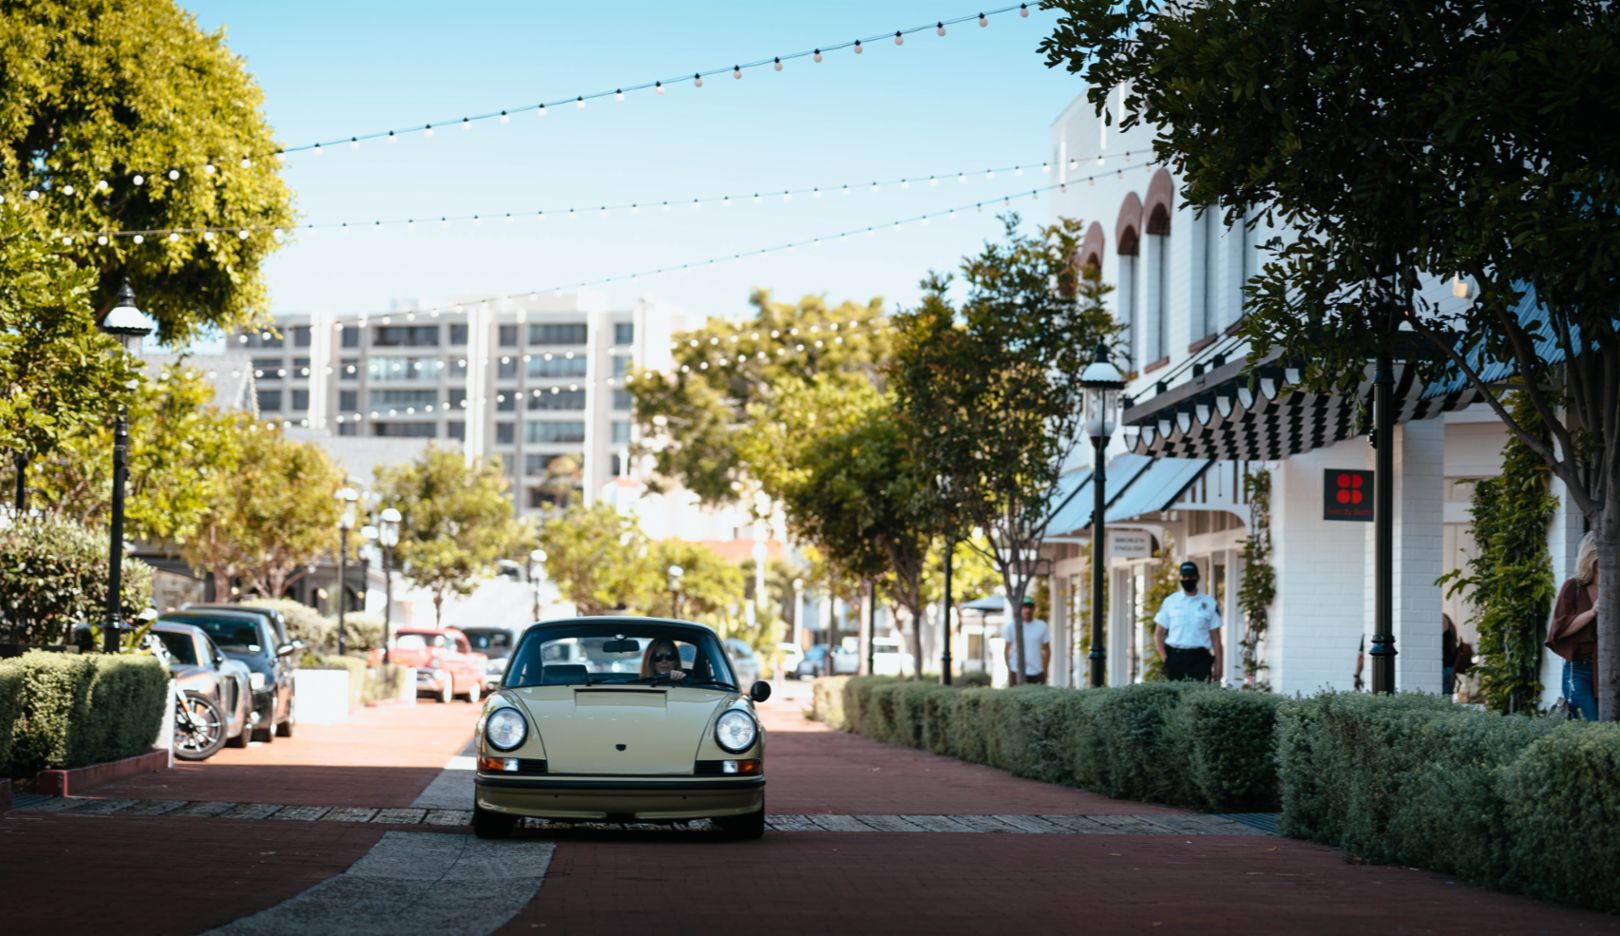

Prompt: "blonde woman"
[1547,532,1600,720]
[639,637,686,683]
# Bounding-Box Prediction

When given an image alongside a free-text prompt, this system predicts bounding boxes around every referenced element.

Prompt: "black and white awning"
[1123,353,1482,461]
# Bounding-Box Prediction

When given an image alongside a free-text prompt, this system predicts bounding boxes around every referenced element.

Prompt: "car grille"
[692,760,761,776]
[512,758,548,775]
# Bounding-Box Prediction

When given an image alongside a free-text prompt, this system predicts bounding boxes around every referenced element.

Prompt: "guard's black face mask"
[1180,578,1198,592]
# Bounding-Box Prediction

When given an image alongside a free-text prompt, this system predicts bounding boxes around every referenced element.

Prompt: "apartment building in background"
[231,290,681,519]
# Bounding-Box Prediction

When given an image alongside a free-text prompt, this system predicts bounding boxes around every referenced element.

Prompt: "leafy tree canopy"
[0,0,294,340]
[376,446,524,623]
[631,290,889,505]
[1041,0,1620,716]
[537,501,658,617]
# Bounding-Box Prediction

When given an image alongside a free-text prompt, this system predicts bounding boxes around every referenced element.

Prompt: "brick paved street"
[4,683,1618,935]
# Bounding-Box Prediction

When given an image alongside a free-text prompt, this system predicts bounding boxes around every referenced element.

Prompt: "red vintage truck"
[386,627,488,703]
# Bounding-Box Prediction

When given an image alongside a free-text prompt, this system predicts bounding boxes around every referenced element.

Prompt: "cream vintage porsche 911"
[472,617,770,839]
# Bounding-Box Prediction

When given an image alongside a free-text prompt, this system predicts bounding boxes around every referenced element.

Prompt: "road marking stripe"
[204,831,553,936]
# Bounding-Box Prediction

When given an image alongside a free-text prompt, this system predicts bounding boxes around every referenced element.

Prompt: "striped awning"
[1123,353,1481,461]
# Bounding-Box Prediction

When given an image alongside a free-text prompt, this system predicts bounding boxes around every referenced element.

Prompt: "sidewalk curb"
[36,750,169,797]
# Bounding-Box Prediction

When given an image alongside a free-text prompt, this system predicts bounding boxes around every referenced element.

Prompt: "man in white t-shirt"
[1002,596,1051,685]
[1153,561,1223,683]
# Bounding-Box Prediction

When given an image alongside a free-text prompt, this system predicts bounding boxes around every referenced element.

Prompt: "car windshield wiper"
[679,679,739,691]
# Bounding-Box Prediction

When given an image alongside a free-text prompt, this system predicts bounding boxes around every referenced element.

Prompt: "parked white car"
[871,636,916,677]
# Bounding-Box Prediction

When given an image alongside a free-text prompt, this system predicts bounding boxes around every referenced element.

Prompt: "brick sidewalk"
[87,699,480,807]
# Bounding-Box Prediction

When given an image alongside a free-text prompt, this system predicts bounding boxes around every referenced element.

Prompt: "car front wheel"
[438,679,452,704]
[465,681,481,704]
[472,804,517,839]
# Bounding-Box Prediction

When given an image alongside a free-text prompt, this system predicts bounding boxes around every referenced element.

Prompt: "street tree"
[651,540,746,633]
[1042,0,1620,717]
[630,290,889,505]
[182,420,343,599]
[892,215,1116,681]
[0,198,135,510]
[29,361,241,545]
[537,501,656,616]
[0,0,295,340]
[376,446,524,625]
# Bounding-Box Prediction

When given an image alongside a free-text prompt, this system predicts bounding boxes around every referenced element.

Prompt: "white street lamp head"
[668,564,685,579]
[100,280,155,352]
[380,507,402,524]
[1079,342,1125,441]
[530,548,547,563]
[360,524,379,541]
[336,486,359,503]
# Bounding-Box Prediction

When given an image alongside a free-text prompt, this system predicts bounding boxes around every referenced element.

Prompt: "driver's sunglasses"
[653,651,677,662]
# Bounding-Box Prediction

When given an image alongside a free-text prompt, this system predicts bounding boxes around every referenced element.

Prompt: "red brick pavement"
[88,699,480,807]
[500,831,1620,935]
[0,813,383,935]
[755,693,1175,815]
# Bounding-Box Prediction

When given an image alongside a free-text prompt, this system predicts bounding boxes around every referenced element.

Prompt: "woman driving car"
[639,638,687,682]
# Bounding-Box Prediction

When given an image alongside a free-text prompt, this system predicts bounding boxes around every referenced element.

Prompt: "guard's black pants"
[1166,646,1214,682]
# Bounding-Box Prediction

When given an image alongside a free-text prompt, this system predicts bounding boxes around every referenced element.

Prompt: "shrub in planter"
[244,599,333,650]
[361,663,408,705]
[892,682,949,750]
[2,651,166,778]
[0,658,25,770]
[299,654,369,711]
[811,676,848,728]
[861,680,907,742]
[947,688,995,764]
[984,686,1072,783]
[333,611,386,653]
[1177,689,1283,810]
[920,684,961,755]
[1500,723,1620,913]
[1055,688,1112,791]
[0,517,154,646]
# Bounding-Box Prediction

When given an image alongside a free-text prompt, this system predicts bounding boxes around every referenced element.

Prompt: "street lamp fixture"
[667,563,685,619]
[1079,341,1124,688]
[97,281,154,653]
[528,547,547,621]
[336,486,359,655]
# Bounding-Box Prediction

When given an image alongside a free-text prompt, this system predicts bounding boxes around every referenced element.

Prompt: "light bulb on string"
[203,162,216,175]
[240,156,252,167]
[576,96,586,110]
[133,234,144,244]
[979,12,989,26]
[901,179,910,189]
[894,30,904,45]
[854,39,863,54]
[773,57,782,71]
[733,65,742,79]
[655,81,664,94]
[986,169,995,180]
[133,174,145,186]
[97,234,108,245]
[349,137,360,150]
[871,182,881,193]
[937,21,946,35]
[1020,3,1029,16]
[614,89,625,101]
[62,184,75,195]
[813,48,822,62]
[461,117,472,131]
[499,110,510,123]
[424,124,434,137]
[694,73,703,88]
[537,104,547,118]
[387,131,397,144]
[96,179,109,191]
[957,172,966,184]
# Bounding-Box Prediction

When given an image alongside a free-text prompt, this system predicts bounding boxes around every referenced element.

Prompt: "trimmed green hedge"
[828,676,1282,812]
[0,651,167,779]
[1277,692,1620,913]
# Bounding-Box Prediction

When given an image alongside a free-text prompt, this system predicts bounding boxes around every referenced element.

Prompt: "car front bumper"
[251,688,277,725]
[475,774,764,821]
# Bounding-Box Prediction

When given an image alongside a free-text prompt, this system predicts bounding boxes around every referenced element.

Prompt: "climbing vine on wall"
[1135,536,1179,682]
[1238,469,1275,690]
[1441,394,1555,714]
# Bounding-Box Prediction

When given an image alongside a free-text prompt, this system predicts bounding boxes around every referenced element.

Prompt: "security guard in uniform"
[1153,561,1223,682]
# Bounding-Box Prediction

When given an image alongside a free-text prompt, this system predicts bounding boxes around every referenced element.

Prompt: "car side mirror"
[749,680,772,703]
[277,643,297,657]
[292,639,307,650]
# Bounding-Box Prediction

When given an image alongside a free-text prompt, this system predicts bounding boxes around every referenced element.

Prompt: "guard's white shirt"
[1154,590,1221,650]
[1001,617,1051,675]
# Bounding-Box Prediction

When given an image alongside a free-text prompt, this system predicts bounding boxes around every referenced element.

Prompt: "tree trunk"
[1597,489,1618,722]
[12,453,26,513]
[434,588,445,627]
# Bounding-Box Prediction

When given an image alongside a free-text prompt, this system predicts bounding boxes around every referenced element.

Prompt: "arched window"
[1078,222,1106,276]
[1143,170,1175,366]
[1115,193,1144,370]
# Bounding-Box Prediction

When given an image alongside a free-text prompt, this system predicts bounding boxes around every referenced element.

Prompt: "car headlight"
[485,706,527,751]
[485,658,505,673]
[249,672,266,691]
[714,709,758,754]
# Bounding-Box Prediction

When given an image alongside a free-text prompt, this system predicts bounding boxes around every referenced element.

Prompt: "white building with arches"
[1035,91,1582,704]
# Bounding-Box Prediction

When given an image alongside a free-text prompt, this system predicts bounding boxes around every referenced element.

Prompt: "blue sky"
[181,1,1093,323]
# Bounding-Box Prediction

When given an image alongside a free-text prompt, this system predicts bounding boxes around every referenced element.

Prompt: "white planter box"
[293,669,353,724]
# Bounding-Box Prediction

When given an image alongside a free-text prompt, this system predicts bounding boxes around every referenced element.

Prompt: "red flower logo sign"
[1335,472,1365,505]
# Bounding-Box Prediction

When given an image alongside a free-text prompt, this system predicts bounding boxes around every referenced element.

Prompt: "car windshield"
[395,633,450,650]
[505,621,736,690]
[172,616,262,650]
[154,630,197,666]
[462,630,514,658]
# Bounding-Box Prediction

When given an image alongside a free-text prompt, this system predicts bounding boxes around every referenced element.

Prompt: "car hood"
[507,685,736,775]
[220,647,274,674]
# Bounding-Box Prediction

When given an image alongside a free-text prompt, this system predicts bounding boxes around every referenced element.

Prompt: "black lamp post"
[98,282,154,653]
[336,486,358,655]
[936,473,955,686]
[1080,342,1124,688]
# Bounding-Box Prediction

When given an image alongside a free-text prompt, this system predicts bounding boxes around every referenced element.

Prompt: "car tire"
[465,681,481,704]
[472,804,517,839]
[174,692,227,762]
[438,680,452,704]
[276,700,295,738]
[226,721,249,748]
[714,799,766,840]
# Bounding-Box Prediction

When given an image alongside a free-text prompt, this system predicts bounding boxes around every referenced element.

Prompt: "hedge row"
[1277,692,1620,913]
[823,677,1620,914]
[829,676,1282,812]
[0,651,168,779]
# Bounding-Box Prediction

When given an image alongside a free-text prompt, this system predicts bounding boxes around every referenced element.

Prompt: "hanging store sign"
[1324,469,1374,522]
[1107,529,1155,559]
